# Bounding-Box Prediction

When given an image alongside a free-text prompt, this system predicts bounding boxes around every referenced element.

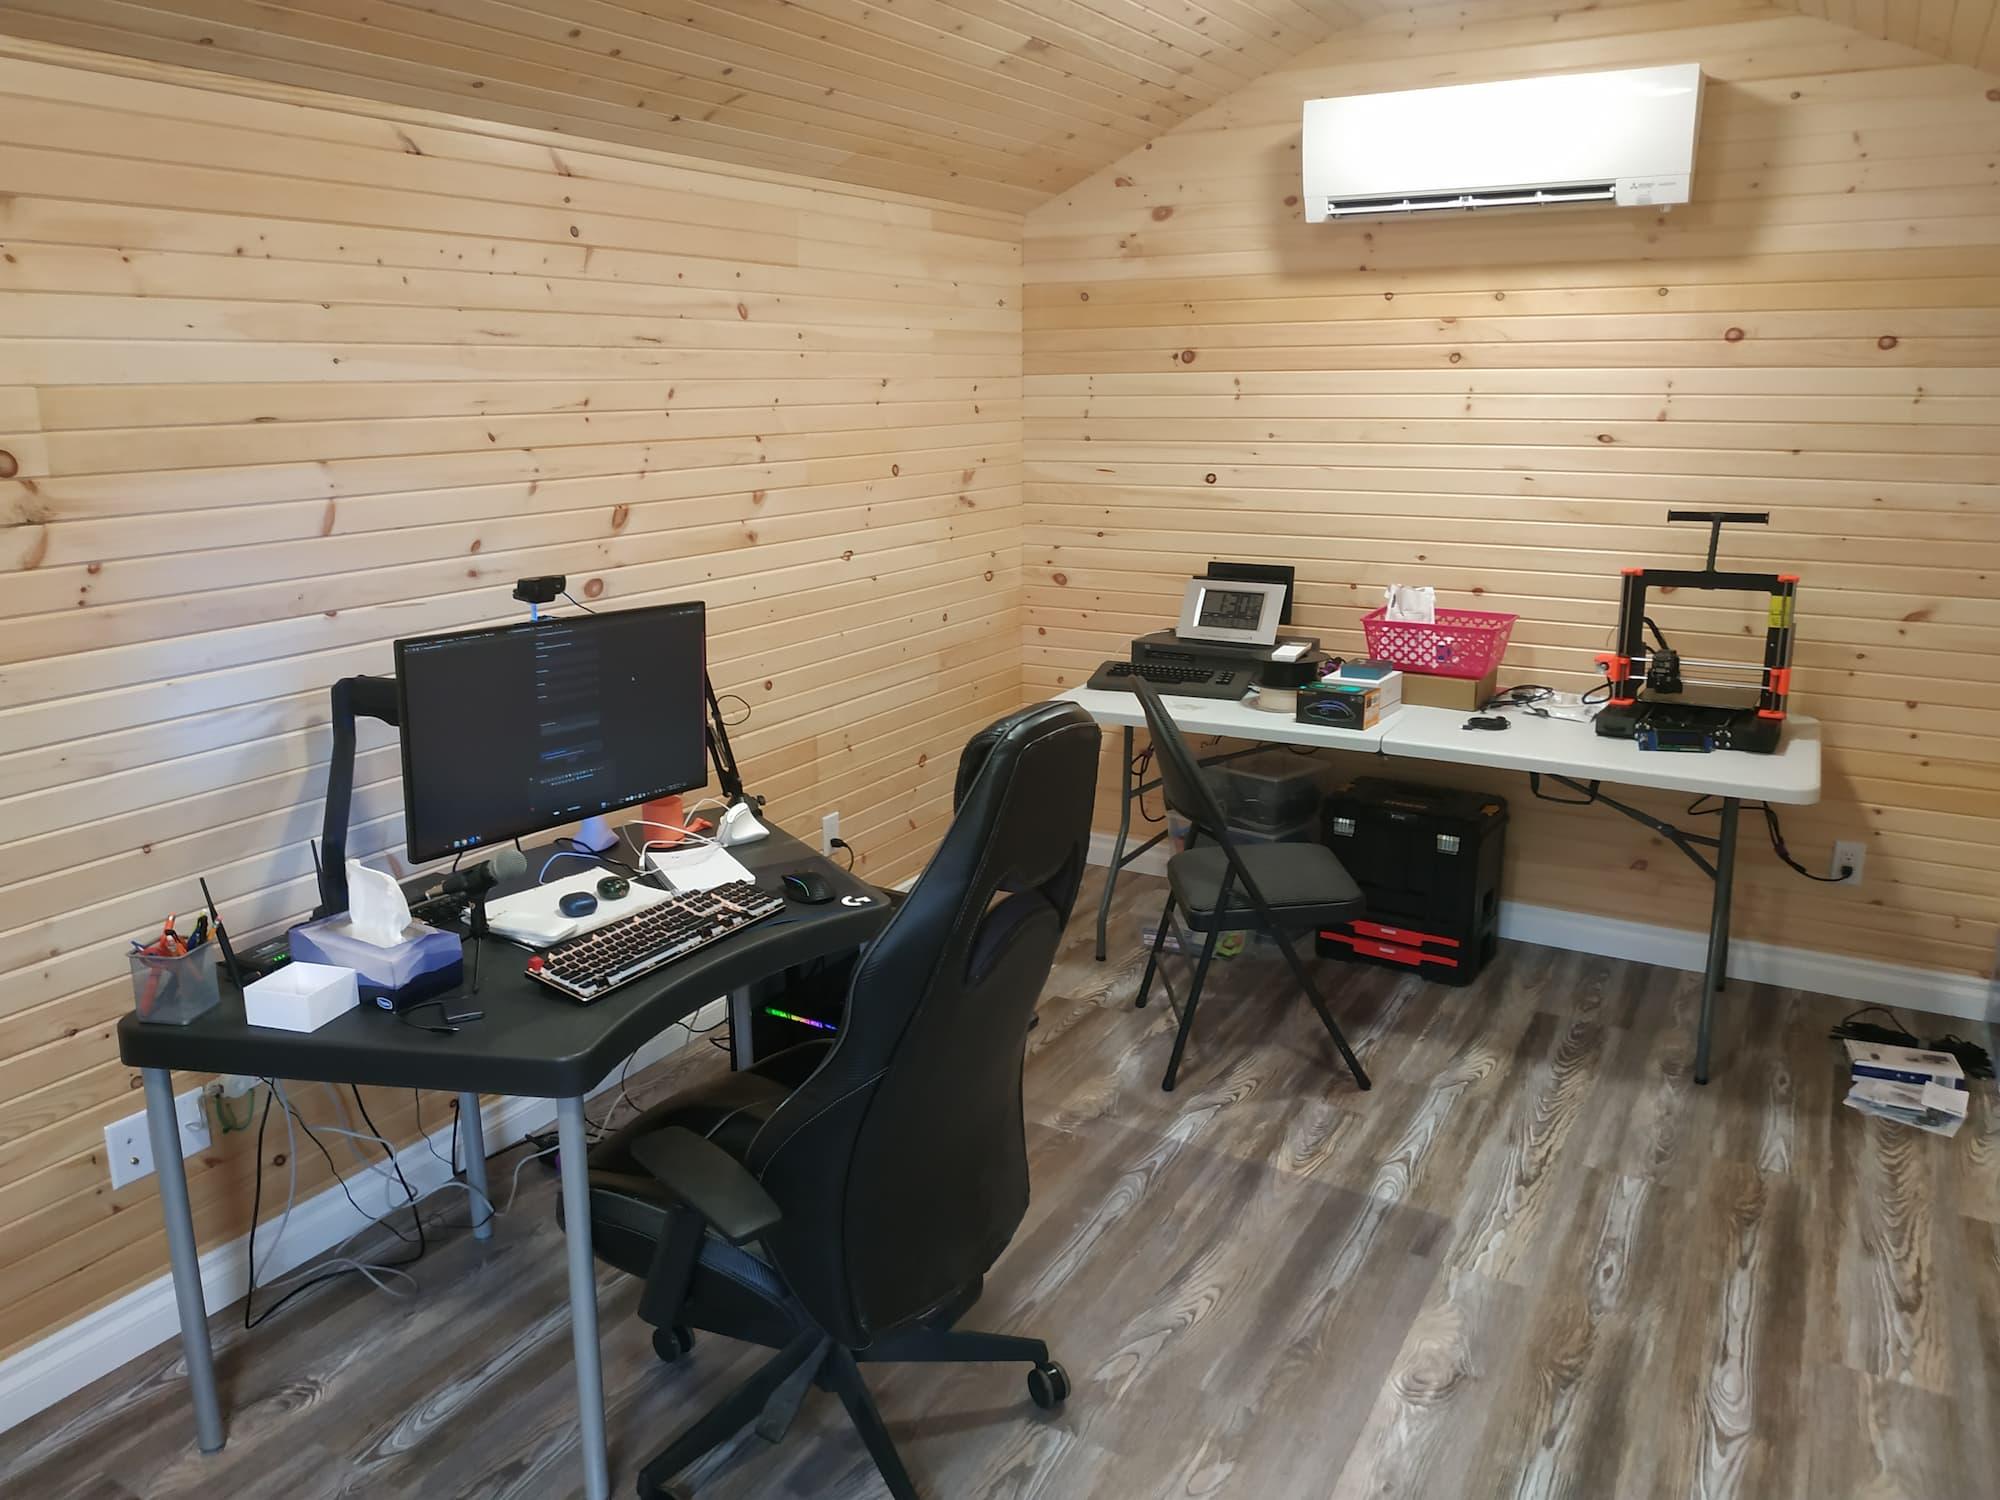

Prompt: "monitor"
[393,602,709,863]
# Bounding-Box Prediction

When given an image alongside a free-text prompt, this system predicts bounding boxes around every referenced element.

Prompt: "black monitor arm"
[705,676,750,809]
[318,675,399,918]
[317,669,751,917]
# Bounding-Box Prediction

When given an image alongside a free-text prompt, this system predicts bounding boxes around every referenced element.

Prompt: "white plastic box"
[243,962,360,1033]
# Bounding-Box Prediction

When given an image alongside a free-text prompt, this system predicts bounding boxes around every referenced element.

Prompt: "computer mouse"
[595,875,630,901]
[558,891,599,918]
[781,871,835,904]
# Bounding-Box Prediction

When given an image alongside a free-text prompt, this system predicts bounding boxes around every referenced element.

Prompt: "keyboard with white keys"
[527,880,786,1001]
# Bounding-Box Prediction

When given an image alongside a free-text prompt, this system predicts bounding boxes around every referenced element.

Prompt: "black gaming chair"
[583,700,1101,1499]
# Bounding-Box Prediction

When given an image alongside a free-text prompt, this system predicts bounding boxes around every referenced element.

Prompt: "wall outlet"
[821,810,840,855]
[104,1087,212,1190]
[1831,839,1867,885]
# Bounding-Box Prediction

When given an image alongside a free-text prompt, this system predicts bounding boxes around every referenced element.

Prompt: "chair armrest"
[627,1127,782,1245]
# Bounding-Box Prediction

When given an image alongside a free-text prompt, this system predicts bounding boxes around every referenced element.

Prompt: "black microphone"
[441,846,528,897]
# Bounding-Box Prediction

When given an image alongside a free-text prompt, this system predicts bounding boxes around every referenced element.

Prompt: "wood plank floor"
[7,870,1997,1499]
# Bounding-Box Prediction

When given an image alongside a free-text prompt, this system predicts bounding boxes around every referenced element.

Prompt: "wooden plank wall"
[0,41,1022,1361]
[1023,0,2000,981]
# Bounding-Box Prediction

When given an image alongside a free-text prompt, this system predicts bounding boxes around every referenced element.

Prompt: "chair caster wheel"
[652,1324,694,1363]
[1027,1361,1070,1410]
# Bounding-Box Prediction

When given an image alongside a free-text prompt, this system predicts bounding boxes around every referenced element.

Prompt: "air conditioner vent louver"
[1321,183,1617,218]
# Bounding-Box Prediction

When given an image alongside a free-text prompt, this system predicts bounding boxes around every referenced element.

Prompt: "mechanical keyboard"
[527,880,786,1001]
[1084,659,1249,701]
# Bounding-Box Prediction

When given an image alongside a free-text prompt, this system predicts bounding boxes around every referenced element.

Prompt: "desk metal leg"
[1095,726,1135,961]
[1694,797,1739,1087]
[143,1068,225,1454]
[557,1096,612,1500]
[456,1092,491,1241]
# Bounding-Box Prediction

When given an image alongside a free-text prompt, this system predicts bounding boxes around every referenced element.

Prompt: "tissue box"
[244,962,359,1032]
[288,916,463,1011]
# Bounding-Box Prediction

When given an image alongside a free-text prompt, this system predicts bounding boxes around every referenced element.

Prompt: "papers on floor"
[1843,1040,1969,1136]
[644,841,754,893]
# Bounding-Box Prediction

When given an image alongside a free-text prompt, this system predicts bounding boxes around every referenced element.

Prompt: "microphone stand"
[464,889,491,994]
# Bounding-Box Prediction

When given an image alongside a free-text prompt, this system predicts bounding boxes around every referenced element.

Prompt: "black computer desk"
[118,821,891,1500]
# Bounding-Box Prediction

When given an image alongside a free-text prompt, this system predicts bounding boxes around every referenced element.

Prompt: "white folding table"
[1058,687,1821,1083]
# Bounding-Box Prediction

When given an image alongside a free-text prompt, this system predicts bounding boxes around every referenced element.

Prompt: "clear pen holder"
[130,948,222,1025]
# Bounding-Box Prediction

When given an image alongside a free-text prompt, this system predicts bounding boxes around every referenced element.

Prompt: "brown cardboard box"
[1401,668,1497,712]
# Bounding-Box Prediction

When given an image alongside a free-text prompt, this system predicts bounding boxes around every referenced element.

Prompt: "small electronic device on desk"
[1086,561,1325,702]
[1593,512,1797,755]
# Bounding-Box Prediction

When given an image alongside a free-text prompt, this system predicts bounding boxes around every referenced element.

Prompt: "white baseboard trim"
[1089,834,1996,1026]
[0,1002,723,1436]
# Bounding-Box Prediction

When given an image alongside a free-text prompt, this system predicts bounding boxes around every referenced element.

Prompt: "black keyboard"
[529,880,786,1001]
[1085,659,1248,700]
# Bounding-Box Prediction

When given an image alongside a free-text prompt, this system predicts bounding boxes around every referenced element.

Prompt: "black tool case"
[1317,778,1507,986]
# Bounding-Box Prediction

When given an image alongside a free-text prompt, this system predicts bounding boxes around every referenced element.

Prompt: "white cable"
[286,1177,495,1277]
[503,1143,561,1212]
[251,1081,299,1287]
[318,1083,404,1191]
[262,1256,419,1298]
[621,819,720,872]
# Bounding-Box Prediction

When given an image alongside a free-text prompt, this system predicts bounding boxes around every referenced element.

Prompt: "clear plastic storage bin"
[130,948,222,1025]
[1219,751,1332,832]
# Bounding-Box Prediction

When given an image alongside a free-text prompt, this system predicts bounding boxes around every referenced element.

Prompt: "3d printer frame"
[1593,511,1798,754]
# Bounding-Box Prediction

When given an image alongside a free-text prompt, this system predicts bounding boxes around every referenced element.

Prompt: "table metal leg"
[557,1096,611,1500]
[1095,726,1135,962]
[456,1092,491,1241]
[143,1067,225,1454]
[1694,797,1739,1087]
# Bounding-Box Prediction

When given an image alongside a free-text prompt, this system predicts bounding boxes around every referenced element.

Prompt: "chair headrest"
[949,701,1098,888]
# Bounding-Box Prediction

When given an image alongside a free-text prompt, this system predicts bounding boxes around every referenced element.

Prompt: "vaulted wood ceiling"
[1782,0,2000,72]
[0,0,1370,212]
[0,2,1993,211]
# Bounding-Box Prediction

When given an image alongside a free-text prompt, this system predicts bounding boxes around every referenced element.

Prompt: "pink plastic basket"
[1361,606,1518,679]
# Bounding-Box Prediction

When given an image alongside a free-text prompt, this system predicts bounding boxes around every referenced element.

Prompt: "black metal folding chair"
[1129,678,1372,1093]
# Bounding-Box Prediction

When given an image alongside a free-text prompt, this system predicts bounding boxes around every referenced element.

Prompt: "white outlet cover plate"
[104,1087,211,1190]
[1831,840,1867,884]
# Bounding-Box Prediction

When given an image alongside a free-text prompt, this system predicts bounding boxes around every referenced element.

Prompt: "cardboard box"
[1401,668,1497,712]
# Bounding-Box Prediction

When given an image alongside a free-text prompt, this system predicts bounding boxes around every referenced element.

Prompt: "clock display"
[1196,588,1268,631]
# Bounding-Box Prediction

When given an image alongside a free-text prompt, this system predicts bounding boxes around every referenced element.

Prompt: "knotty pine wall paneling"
[0,42,1022,1361]
[1023,0,2000,981]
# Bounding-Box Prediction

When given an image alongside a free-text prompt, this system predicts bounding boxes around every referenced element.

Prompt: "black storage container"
[1317,778,1507,986]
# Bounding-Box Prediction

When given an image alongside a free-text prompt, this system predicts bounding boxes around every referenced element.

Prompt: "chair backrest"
[1130,678,1274,914]
[742,701,1100,1345]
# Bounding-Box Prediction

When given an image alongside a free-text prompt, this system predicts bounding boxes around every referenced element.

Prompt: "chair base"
[637,1324,1066,1499]
[1136,891,1371,1094]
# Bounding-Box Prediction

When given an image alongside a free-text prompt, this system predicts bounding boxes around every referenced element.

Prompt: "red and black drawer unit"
[1317,778,1507,987]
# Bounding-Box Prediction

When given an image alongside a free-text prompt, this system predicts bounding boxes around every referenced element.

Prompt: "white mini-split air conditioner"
[1301,63,1703,222]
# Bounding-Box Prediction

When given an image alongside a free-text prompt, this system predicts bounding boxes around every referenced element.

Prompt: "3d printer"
[1593,511,1797,755]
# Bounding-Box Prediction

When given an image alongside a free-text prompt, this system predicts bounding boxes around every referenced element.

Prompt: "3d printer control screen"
[395,602,707,862]
[1196,587,1268,631]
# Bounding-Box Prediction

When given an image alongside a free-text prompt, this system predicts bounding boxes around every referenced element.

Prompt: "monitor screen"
[394,602,709,863]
